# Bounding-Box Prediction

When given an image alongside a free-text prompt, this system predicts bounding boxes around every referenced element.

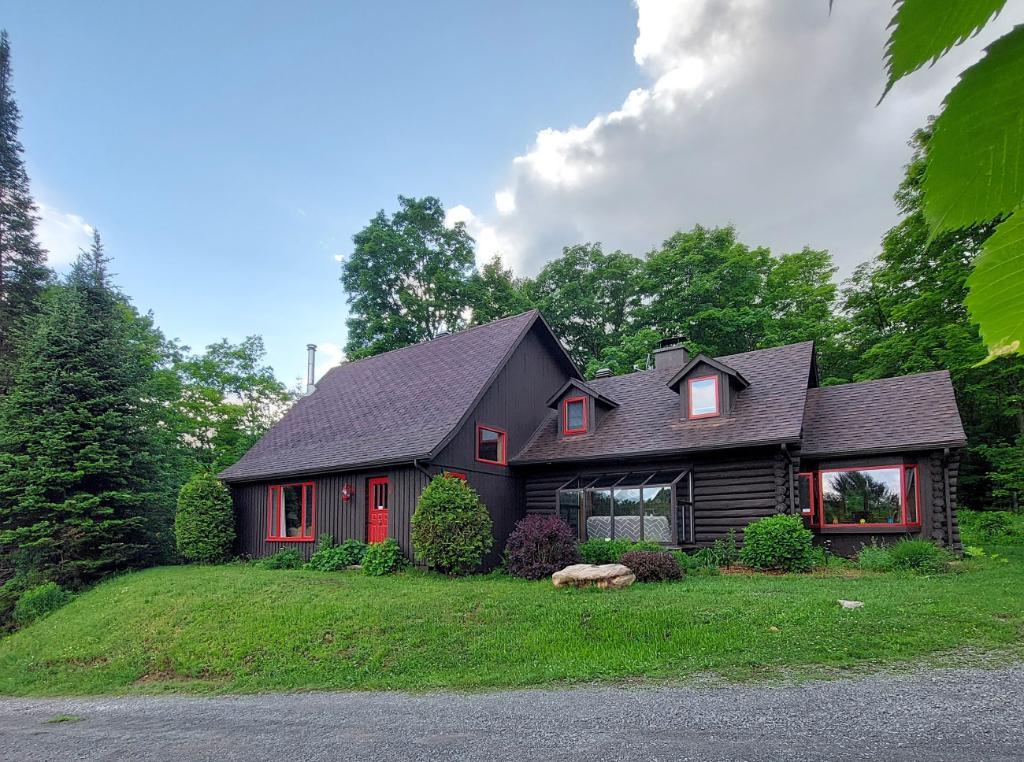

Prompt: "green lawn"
[1,549,1023,696]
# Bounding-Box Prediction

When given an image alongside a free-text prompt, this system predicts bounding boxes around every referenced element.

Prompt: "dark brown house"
[220,310,966,562]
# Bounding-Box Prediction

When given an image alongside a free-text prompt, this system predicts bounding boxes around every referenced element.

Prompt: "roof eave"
[509,435,801,466]
[219,452,433,484]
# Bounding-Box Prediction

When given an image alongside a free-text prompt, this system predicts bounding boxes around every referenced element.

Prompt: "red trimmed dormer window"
[687,375,720,419]
[562,395,588,435]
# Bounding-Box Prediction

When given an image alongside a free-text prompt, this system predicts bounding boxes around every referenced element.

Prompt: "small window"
[798,472,814,517]
[563,396,588,435]
[476,425,507,465]
[267,482,315,541]
[559,489,583,540]
[687,375,719,418]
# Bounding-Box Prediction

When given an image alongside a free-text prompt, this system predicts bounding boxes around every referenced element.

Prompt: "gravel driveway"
[1,665,1022,761]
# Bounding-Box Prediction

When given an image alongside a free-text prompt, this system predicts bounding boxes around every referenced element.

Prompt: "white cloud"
[461,0,1016,276]
[314,341,344,381]
[36,202,93,267]
[444,203,516,266]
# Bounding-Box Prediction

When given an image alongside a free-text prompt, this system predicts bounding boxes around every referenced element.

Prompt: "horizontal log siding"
[690,449,782,546]
[231,465,428,560]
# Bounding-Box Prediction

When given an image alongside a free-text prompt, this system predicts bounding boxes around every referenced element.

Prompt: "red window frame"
[444,470,467,480]
[687,375,720,419]
[562,395,588,435]
[475,424,507,466]
[266,482,316,542]
[814,464,922,530]
[797,472,815,517]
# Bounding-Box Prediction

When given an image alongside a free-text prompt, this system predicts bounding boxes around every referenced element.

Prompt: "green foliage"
[856,541,894,572]
[960,509,1024,545]
[361,538,405,576]
[739,514,815,573]
[13,582,72,626]
[529,243,642,368]
[712,529,740,568]
[0,31,51,391]
[469,255,534,326]
[882,0,1007,94]
[887,539,954,574]
[172,336,293,473]
[258,549,303,570]
[578,539,661,565]
[883,4,1024,359]
[305,535,367,571]
[411,475,493,575]
[341,196,476,359]
[174,472,235,563]
[585,328,660,378]
[0,237,175,587]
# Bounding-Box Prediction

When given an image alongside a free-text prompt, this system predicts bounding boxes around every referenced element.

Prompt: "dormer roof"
[544,378,619,410]
[665,353,750,393]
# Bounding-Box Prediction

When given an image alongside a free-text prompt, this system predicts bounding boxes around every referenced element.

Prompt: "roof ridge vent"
[593,368,614,379]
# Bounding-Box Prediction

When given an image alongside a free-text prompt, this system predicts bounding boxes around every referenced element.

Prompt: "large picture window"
[819,465,920,528]
[557,470,687,544]
[267,482,315,541]
[687,376,720,419]
[476,425,507,465]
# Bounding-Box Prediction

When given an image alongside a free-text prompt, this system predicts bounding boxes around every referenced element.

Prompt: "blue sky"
[5,2,1013,384]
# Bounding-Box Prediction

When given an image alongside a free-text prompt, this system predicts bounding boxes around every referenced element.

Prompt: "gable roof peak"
[666,352,750,392]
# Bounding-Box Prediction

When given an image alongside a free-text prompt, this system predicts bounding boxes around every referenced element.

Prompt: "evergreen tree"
[0,30,50,389]
[0,233,171,586]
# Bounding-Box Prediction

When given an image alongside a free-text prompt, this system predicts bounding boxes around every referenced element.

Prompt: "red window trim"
[475,424,508,466]
[797,472,814,517]
[444,470,468,480]
[562,395,589,435]
[266,481,316,542]
[813,463,922,531]
[687,375,720,419]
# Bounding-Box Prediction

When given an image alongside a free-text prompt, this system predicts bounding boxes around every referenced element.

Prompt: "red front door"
[367,477,389,543]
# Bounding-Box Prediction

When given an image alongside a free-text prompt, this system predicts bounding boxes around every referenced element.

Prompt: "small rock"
[552,564,636,589]
[769,626,780,632]
[838,599,864,609]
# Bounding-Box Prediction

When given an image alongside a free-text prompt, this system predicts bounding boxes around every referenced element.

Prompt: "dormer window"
[563,396,588,435]
[687,376,719,419]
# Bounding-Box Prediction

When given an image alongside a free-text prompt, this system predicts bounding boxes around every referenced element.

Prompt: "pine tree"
[0,233,170,587]
[0,30,50,388]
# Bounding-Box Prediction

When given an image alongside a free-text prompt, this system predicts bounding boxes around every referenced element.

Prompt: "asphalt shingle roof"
[512,341,816,464]
[800,370,966,457]
[220,311,542,482]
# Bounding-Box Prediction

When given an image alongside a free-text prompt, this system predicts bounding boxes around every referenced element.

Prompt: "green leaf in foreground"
[966,207,1024,361]
[924,24,1024,233]
[882,0,1008,97]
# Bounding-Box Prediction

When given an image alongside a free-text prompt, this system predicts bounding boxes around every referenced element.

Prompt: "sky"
[4,1,1016,385]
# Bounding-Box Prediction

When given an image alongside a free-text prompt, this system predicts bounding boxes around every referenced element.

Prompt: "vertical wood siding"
[231,465,428,560]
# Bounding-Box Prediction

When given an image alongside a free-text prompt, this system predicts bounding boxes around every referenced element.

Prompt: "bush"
[856,542,893,572]
[619,550,683,582]
[740,514,815,572]
[175,472,235,563]
[505,516,580,579]
[362,538,405,576]
[960,509,1023,545]
[305,535,368,571]
[711,529,740,568]
[259,549,303,569]
[411,475,493,575]
[887,539,953,574]
[13,582,73,626]
[579,539,662,564]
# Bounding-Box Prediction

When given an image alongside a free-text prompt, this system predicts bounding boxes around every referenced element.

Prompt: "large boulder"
[551,563,636,589]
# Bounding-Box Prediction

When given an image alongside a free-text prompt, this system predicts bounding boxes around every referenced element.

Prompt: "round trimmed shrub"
[362,538,405,576]
[739,514,815,572]
[619,550,683,582]
[505,515,580,579]
[14,582,73,626]
[175,471,235,563]
[411,474,493,575]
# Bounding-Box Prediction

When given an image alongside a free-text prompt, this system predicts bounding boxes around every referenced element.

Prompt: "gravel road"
[1,665,1022,761]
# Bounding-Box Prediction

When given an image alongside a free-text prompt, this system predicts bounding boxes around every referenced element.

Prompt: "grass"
[1,548,1023,696]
